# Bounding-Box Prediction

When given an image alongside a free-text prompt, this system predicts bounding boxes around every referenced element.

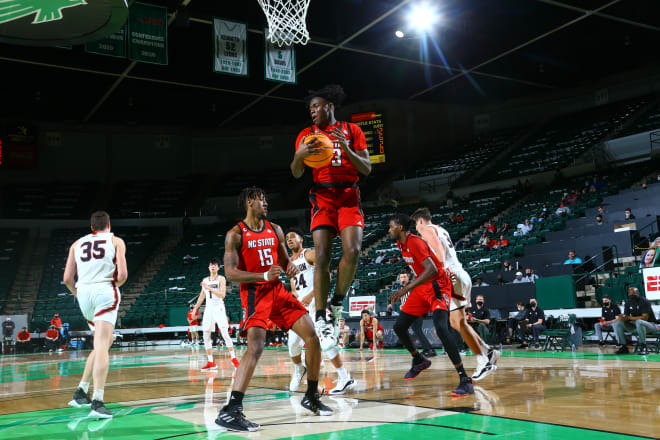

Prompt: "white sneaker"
[472,354,497,381]
[329,305,343,327]
[329,377,355,395]
[315,319,338,352]
[289,365,307,392]
[487,348,500,366]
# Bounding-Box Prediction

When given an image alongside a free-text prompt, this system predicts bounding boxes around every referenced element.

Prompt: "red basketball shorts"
[401,280,451,317]
[309,185,364,233]
[240,281,307,331]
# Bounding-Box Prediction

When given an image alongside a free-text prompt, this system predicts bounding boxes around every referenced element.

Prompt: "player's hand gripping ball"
[302,133,334,168]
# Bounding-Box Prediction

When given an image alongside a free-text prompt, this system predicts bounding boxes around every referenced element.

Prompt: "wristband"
[264,272,269,281]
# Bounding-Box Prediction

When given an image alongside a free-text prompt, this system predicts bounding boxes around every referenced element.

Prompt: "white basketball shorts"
[202,303,229,331]
[77,283,121,330]
[449,268,472,311]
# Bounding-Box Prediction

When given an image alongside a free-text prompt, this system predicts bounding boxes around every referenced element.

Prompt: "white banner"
[349,296,376,317]
[213,18,248,77]
[643,267,660,301]
[264,30,296,84]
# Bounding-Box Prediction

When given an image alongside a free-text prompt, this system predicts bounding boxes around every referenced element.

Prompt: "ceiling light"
[395,30,405,38]
[408,3,439,33]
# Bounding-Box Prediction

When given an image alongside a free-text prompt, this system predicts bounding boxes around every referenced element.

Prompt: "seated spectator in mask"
[497,223,511,234]
[498,235,509,248]
[455,213,464,223]
[517,299,545,349]
[506,301,527,344]
[514,219,533,236]
[473,277,488,287]
[613,287,658,355]
[468,295,491,342]
[523,268,539,283]
[595,214,604,225]
[624,208,635,220]
[478,232,489,248]
[556,204,570,216]
[502,260,513,272]
[45,325,61,353]
[16,327,31,353]
[595,295,620,346]
[485,221,496,234]
[512,271,527,283]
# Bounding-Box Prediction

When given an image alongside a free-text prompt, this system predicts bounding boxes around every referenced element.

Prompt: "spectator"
[523,268,539,284]
[506,301,527,344]
[594,295,620,346]
[474,277,488,287]
[624,208,635,221]
[597,206,606,217]
[512,271,527,283]
[50,313,62,330]
[338,318,351,347]
[514,219,533,236]
[640,248,657,268]
[595,214,604,225]
[613,287,658,355]
[498,235,509,248]
[517,299,545,349]
[16,327,31,353]
[45,325,61,353]
[468,295,490,342]
[2,317,15,339]
[555,203,570,217]
[455,213,464,223]
[485,221,496,234]
[375,253,385,264]
[497,222,511,234]
[478,232,489,247]
[566,190,579,205]
[496,274,508,285]
[502,260,513,272]
[563,250,583,265]
[448,213,456,224]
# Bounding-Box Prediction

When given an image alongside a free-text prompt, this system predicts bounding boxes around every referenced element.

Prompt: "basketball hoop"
[257,0,311,47]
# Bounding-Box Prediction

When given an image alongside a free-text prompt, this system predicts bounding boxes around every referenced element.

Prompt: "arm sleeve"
[350,123,368,151]
[295,127,313,151]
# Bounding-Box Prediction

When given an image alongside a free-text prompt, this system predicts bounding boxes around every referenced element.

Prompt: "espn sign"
[643,267,660,301]
[349,296,376,317]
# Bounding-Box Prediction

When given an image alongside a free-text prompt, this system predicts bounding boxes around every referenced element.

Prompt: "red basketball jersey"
[295,121,367,184]
[237,220,280,285]
[397,233,445,281]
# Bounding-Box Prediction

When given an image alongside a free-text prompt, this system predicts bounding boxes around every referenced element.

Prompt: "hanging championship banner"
[128,3,168,65]
[264,30,296,84]
[85,25,127,58]
[213,18,248,77]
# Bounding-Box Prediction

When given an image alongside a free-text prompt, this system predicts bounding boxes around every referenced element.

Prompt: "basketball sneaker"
[315,319,337,352]
[289,365,307,392]
[422,349,437,357]
[89,400,113,419]
[329,377,355,395]
[404,355,431,380]
[231,358,240,368]
[68,387,92,408]
[301,393,333,416]
[487,348,500,366]
[451,377,474,397]
[215,405,260,432]
[472,354,497,381]
[329,305,343,327]
[201,361,218,371]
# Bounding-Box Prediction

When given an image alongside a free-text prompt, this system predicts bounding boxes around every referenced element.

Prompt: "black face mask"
[476,301,484,307]
[603,302,610,307]
[628,295,640,302]
[530,302,537,307]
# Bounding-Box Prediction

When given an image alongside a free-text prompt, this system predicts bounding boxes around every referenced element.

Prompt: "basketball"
[302,133,334,168]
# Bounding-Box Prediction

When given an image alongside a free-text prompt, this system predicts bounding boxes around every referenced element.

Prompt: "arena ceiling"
[1,0,659,129]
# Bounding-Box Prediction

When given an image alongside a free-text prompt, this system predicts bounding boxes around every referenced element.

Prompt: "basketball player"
[285,228,355,395]
[187,304,199,345]
[358,309,384,350]
[411,207,499,380]
[63,211,127,418]
[290,85,371,351]
[193,258,239,371]
[388,214,473,396]
[215,187,332,433]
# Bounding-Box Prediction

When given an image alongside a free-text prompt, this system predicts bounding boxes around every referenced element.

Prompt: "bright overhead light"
[408,3,439,32]
[395,30,405,38]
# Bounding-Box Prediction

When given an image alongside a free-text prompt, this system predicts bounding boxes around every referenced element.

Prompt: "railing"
[572,244,618,287]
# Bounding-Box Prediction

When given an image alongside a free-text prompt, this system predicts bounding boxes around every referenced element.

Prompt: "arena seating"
[1,182,97,219]
[0,229,27,307]
[619,99,660,136]
[30,226,166,331]
[109,178,200,218]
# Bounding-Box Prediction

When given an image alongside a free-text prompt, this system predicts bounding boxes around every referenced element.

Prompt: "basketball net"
[257,0,311,46]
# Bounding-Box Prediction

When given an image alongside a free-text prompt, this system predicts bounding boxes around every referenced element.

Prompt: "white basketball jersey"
[203,275,225,308]
[74,232,117,286]
[426,224,462,272]
[292,249,315,307]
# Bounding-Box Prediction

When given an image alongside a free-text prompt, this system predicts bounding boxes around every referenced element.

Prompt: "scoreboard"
[350,111,385,164]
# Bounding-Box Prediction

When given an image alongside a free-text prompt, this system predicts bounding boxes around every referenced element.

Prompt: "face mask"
[603,302,610,306]
[530,302,536,307]
[476,301,484,306]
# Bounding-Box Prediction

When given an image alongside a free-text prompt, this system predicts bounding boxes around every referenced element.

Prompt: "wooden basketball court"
[0,346,657,439]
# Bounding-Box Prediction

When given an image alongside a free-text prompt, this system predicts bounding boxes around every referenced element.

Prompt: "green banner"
[264,30,296,84]
[85,25,127,58]
[213,17,248,77]
[128,2,168,65]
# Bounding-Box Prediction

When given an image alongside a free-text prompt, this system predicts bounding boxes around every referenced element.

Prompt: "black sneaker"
[89,400,112,419]
[215,405,260,432]
[615,346,629,355]
[451,377,474,397]
[68,388,92,408]
[301,393,333,416]
[517,343,529,349]
[598,340,605,346]
[638,344,648,355]
[404,356,431,380]
[422,349,437,357]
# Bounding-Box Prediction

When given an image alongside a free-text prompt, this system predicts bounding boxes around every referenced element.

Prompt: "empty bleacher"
[1,182,97,219]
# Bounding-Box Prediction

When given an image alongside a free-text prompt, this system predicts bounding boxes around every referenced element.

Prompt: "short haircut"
[361,309,371,316]
[305,84,346,108]
[411,207,432,223]
[390,213,411,231]
[568,250,576,253]
[285,227,305,240]
[209,257,221,266]
[90,211,110,232]
[238,186,266,213]
[625,208,631,211]
[399,268,411,276]
[516,301,524,306]
[476,295,484,300]
[602,294,610,299]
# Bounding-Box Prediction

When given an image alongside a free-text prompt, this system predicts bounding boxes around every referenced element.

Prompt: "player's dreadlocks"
[237,186,266,213]
[305,84,346,108]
